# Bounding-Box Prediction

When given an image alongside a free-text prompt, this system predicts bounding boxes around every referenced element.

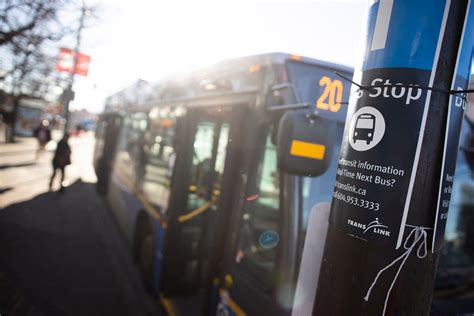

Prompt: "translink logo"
[347,218,391,237]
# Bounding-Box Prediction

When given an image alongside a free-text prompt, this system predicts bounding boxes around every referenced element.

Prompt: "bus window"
[214,125,229,176]
[176,118,231,290]
[187,121,229,204]
[95,119,107,140]
[93,119,108,167]
[189,122,216,204]
[115,118,134,183]
[235,135,280,293]
[114,113,147,187]
[141,110,177,212]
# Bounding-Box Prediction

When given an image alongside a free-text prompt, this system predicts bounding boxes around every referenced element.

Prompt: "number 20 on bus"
[316,76,343,112]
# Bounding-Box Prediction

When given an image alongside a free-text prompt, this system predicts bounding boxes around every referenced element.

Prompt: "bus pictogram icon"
[353,113,376,145]
[349,106,385,152]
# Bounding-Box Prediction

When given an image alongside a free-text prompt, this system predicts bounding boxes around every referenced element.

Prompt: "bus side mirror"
[277,111,336,177]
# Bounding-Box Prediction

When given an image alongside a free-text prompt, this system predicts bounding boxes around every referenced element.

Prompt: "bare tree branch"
[0,0,64,46]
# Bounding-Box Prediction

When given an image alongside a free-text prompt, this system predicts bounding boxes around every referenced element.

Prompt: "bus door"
[94,113,122,193]
[214,116,344,316]
[213,80,349,315]
[215,125,288,316]
[161,105,246,307]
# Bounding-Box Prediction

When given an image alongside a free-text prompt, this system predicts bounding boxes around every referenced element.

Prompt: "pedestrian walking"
[49,133,71,191]
[33,120,52,158]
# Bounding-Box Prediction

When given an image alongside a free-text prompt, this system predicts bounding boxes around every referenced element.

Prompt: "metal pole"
[313,0,474,315]
[63,1,86,133]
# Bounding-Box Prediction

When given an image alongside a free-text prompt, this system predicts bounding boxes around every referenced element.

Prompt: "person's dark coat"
[34,126,51,144]
[53,139,71,168]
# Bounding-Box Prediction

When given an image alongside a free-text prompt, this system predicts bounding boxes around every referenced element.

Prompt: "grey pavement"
[0,134,161,315]
[0,131,95,208]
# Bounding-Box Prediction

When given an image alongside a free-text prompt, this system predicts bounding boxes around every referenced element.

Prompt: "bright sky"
[70,0,368,112]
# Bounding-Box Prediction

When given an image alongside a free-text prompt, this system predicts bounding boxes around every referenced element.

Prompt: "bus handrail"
[178,200,216,223]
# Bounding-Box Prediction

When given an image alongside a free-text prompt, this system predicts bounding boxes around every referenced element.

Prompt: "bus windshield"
[159,66,264,100]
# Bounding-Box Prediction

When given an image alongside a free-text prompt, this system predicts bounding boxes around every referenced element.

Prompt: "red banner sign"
[56,47,90,76]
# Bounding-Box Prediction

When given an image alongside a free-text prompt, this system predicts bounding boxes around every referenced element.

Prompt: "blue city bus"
[94,52,353,315]
[93,53,474,315]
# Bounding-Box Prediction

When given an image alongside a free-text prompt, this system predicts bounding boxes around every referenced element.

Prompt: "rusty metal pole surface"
[314,1,474,315]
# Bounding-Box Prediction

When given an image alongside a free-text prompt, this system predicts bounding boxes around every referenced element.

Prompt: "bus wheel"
[134,216,155,291]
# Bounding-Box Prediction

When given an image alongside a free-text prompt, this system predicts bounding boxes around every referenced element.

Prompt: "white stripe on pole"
[370,0,394,51]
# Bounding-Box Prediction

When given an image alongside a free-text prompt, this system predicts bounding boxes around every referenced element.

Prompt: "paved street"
[0,134,160,315]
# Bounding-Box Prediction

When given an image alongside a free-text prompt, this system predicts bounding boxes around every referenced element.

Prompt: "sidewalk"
[0,132,96,208]
[0,134,161,315]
